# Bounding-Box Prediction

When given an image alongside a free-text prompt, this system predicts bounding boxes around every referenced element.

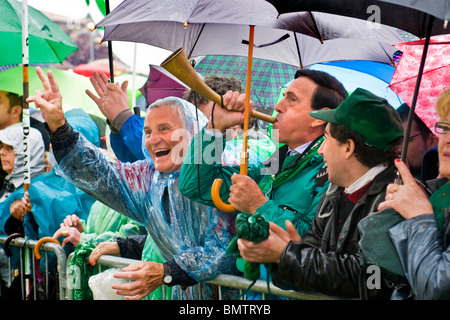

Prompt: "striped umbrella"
[194,55,298,110]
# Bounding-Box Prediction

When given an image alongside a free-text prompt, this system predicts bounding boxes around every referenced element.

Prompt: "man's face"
[272,77,318,149]
[0,91,14,130]
[318,123,348,187]
[438,112,450,178]
[143,106,188,173]
[403,120,434,171]
[0,142,15,175]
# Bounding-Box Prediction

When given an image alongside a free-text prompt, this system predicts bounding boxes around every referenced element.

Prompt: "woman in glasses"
[378,88,450,300]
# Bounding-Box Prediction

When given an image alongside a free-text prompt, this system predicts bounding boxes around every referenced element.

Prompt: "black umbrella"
[266,0,448,38]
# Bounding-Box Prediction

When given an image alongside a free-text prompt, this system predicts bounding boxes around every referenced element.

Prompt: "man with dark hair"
[397,103,438,181]
[183,76,243,118]
[0,90,50,189]
[180,69,348,240]
[237,88,404,299]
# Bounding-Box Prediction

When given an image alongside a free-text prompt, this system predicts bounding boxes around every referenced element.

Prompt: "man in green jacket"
[179,69,347,237]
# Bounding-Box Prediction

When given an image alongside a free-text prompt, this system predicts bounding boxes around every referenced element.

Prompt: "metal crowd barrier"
[1,236,342,300]
[0,236,67,300]
[85,254,343,300]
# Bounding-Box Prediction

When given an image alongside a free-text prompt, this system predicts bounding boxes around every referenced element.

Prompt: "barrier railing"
[1,236,343,300]
[0,236,67,300]
[86,254,344,300]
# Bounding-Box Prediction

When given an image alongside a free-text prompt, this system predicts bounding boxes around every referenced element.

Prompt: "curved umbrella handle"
[211,178,236,212]
[4,233,25,257]
[34,237,60,260]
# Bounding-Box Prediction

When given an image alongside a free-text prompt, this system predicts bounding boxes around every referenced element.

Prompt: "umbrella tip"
[87,21,96,31]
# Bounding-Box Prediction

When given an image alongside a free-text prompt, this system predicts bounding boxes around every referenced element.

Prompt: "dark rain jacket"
[389,177,450,299]
[272,165,398,299]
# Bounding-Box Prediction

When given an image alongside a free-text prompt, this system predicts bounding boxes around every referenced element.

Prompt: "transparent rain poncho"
[51,97,238,299]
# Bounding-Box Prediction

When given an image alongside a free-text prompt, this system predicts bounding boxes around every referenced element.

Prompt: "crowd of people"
[0,62,448,300]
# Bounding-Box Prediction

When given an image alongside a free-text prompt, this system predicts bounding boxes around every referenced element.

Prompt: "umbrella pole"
[399,15,435,182]
[105,0,115,84]
[22,0,30,191]
[22,0,32,297]
[209,26,255,212]
[240,25,255,176]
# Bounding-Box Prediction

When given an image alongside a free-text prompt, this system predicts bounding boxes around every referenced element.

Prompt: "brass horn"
[160,48,276,124]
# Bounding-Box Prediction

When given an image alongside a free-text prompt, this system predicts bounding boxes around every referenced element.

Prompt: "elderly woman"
[378,88,450,299]
[28,67,238,300]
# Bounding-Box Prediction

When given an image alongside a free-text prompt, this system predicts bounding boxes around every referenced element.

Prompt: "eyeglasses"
[435,122,450,135]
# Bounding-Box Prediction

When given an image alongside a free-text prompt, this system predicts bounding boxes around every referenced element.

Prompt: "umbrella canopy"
[139,65,188,106]
[266,0,449,38]
[96,0,403,68]
[310,60,403,108]
[389,34,450,132]
[194,55,298,109]
[379,0,450,23]
[0,66,105,119]
[73,63,111,78]
[0,0,78,65]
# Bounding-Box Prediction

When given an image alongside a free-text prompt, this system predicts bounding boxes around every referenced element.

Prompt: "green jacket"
[179,128,328,236]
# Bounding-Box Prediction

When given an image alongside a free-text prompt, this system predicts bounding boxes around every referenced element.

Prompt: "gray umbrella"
[95,0,403,68]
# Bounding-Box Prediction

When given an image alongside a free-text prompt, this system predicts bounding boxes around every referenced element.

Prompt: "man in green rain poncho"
[179,70,348,295]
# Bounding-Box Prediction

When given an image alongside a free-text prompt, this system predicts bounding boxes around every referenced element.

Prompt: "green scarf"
[67,242,99,300]
[273,136,324,189]
[259,136,324,196]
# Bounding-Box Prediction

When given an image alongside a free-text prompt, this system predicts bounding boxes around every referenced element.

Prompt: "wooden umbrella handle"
[211,179,236,212]
[4,233,24,257]
[34,237,60,260]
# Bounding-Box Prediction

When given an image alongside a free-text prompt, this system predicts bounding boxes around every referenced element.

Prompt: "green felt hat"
[310,88,403,151]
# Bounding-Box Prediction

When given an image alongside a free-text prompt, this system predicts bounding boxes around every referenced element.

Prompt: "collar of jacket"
[261,135,324,176]
[319,164,397,219]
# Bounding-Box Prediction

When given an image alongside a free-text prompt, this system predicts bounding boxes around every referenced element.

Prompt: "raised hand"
[86,72,129,122]
[26,66,66,133]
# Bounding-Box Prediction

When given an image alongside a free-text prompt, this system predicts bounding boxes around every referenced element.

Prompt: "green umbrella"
[0,66,105,119]
[0,0,78,65]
